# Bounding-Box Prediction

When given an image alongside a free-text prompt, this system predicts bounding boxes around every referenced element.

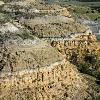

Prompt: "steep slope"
[50,33,100,78]
[0,0,100,100]
[0,21,90,100]
[50,33,100,99]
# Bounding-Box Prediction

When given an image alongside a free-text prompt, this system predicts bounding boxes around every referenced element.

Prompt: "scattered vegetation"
[0,13,10,23]
[87,79,100,100]
[57,0,100,21]
[17,29,35,40]
[73,5,100,21]
[70,52,100,79]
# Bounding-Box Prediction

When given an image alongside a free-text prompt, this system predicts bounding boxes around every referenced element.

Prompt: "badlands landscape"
[0,0,100,100]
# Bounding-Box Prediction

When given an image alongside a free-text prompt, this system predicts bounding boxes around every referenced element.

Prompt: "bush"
[17,30,34,40]
[69,52,100,79]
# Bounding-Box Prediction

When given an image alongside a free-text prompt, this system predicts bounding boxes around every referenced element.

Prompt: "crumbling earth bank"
[0,60,89,100]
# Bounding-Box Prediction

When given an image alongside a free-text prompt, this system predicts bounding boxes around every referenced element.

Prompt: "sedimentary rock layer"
[0,59,88,100]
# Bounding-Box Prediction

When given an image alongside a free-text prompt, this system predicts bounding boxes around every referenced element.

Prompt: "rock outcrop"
[0,58,89,100]
[0,0,100,100]
[0,30,90,100]
[50,34,98,55]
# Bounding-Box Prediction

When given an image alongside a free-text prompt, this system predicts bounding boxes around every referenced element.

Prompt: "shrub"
[17,30,34,40]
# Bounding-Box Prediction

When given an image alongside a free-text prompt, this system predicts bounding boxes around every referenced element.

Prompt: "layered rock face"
[0,0,99,100]
[0,38,63,72]
[0,60,88,100]
[43,33,100,99]
[0,34,89,100]
[50,34,98,56]
[50,33,100,81]
[51,33,99,56]
[0,21,89,100]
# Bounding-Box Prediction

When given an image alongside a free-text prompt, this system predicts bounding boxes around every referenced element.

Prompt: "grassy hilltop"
[50,0,100,21]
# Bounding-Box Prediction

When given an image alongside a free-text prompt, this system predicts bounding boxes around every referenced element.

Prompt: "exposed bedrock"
[50,34,98,56]
[0,59,89,100]
[0,36,90,100]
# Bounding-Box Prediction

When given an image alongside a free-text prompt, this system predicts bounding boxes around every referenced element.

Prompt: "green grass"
[73,6,100,20]
[57,1,100,21]
[73,6,94,14]
[86,13,100,21]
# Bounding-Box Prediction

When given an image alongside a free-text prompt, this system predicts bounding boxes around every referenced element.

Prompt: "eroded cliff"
[0,0,100,100]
